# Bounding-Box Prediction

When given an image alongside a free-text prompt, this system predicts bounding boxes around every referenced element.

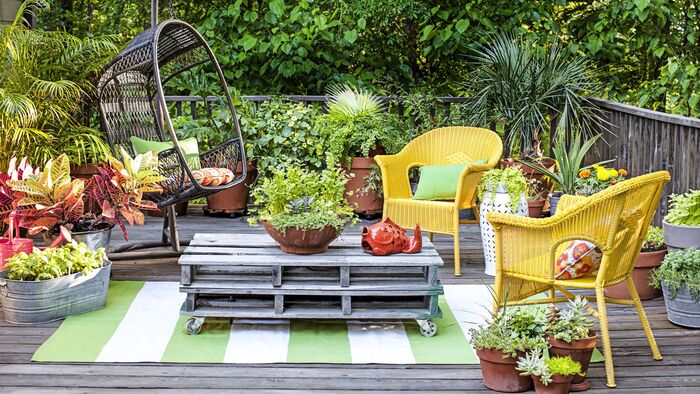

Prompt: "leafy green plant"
[5,241,106,281]
[246,100,326,180]
[468,308,548,358]
[477,167,528,211]
[574,165,627,196]
[518,133,611,195]
[665,190,700,226]
[545,296,595,343]
[326,85,382,117]
[171,102,255,155]
[361,164,384,199]
[642,226,665,252]
[249,166,355,232]
[0,1,118,168]
[517,349,582,386]
[651,248,700,301]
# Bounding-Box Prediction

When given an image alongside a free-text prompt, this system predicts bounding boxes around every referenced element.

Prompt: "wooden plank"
[184,306,436,320]
[179,254,443,267]
[342,295,351,315]
[181,279,440,293]
[272,265,282,287]
[340,266,350,287]
[184,246,438,257]
[274,295,284,314]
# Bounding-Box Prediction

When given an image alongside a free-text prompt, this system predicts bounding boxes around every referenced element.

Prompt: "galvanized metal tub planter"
[0,260,111,324]
[72,228,112,251]
[662,283,700,328]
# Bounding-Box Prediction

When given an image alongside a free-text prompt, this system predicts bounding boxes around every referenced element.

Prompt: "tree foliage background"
[41,0,700,116]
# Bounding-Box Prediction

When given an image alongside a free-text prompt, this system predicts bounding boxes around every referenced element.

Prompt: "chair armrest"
[556,194,589,213]
[375,153,414,199]
[455,163,494,209]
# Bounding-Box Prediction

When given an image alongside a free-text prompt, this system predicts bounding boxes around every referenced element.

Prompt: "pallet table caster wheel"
[184,317,204,335]
[417,319,437,337]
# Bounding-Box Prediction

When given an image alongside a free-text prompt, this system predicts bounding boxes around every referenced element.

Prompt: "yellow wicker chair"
[487,171,671,388]
[374,126,503,276]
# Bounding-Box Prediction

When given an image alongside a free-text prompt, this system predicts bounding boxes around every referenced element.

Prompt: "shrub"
[651,248,700,301]
[665,190,700,226]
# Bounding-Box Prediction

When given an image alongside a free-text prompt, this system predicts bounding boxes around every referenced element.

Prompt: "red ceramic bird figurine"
[360,217,422,255]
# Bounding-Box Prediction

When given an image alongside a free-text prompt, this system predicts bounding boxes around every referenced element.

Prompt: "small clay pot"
[605,249,666,300]
[475,348,533,392]
[548,330,598,391]
[262,221,340,255]
[344,157,383,216]
[532,373,576,394]
[205,160,256,213]
[528,198,546,218]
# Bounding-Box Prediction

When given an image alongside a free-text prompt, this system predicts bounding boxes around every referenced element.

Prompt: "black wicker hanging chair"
[96,8,246,252]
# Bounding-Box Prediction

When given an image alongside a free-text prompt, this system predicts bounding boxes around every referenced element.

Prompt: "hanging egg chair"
[96,7,247,251]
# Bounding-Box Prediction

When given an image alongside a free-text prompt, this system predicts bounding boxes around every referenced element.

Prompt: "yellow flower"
[608,169,619,177]
[597,170,610,181]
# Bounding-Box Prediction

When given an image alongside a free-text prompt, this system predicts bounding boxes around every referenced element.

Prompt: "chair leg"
[428,232,434,242]
[162,205,181,252]
[595,286,617,388]
[453,215,461,277]
[626,277,663,361]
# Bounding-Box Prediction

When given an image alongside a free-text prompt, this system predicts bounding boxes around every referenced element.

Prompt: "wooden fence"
[165,95,699,224]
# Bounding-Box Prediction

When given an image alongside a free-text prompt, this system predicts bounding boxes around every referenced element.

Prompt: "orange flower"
[579,169,591,179]
[618,168,628,177]
[610,179,617,185]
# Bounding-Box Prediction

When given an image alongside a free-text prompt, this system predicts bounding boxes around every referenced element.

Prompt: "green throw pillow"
[130,136,201,170]
[412,158,488,201]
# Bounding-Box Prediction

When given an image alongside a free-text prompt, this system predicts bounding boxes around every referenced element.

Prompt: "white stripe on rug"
[224,319,290,363]
[347,321,415,364]
[443,284,494,341]
[96,282,185,362]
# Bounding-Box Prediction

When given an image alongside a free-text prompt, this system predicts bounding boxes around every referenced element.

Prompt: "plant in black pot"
[544,296,598,391]
[469,307,548,392]
[517,349,583,394]
[249,165,355,255]
[662,190,700,251]
[651,248,700,328]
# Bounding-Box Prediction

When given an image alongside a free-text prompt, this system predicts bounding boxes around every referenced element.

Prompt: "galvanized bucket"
[0,260,111,324]
[72,228,112,251]
[662,283,700,328]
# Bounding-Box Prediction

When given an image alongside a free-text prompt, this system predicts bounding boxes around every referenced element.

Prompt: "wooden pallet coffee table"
[179,233,444,337]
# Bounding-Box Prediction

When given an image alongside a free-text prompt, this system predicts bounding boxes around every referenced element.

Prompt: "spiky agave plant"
[326,84,383,118]
[0,0,118,168]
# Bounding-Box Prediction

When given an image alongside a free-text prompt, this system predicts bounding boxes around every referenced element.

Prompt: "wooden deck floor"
[1,209,699,393]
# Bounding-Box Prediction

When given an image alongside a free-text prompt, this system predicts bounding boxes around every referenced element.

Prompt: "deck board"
[1,208,698,392]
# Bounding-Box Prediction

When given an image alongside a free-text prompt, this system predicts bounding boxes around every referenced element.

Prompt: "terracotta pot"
[148,201,188,217]
[548,330,598,391]
[206,160,257,213]
[604,249,666,300]
[70,163,101,180]
[528,198,546,218]
[262,221,340,255]
[501,157,556,194]
[344,157,383,216]
[532,374,575,394]
[475,348,533,392]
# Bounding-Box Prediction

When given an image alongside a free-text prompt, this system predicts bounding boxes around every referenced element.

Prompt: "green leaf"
[240,35,257,51]
[420,25,434,42]
[455,19,469,34]
[344,29,358,44]
[587,37,602,55]
[357,18,366,30]
[653,47,665,58]
[635,0,650,11]
[689,94,699,109]
[269,0,285,16]
[668,62,679,77]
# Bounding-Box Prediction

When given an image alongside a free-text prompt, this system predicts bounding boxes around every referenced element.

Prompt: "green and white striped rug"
[32,281,603,364]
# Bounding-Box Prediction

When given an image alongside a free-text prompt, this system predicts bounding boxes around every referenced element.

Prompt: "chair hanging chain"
[167,0,175,19]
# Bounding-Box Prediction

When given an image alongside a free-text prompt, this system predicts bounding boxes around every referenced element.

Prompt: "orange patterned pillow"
[555,240,602,280]
[191,168,235,186]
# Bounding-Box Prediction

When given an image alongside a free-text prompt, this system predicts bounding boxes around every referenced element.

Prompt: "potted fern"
[662,190,700,251]
[606,226,666,300]
[544,297,598,391]
[651,248,700,328]
[477,167,528,275]
[517,349,583,394]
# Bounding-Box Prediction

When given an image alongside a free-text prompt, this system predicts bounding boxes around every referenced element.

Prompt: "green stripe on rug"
[405,299,477,363]
[287,320,352,363]
[32,281,144,362]
[161,317,231,363]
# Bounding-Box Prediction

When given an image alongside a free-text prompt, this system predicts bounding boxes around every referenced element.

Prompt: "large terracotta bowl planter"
[262,221,340,255]
[344,157,383,216]
[548,330,598,391]
[532,373,576,394]
[605,249,666,300]
[475,348,533,392]
[205,160,257,215]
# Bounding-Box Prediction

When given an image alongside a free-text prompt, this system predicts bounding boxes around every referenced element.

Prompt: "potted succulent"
[518,134,611,215]
[318,85,407,216]
[605,226,666,300]
[525,178,547,218]
[544,296,598,391]
[662,190,700,251]
[517,349,583,394]
[469,308,548,392]
[9,150,164,250]
[249,166,355,254]
[0,242,110,324]
[477,167,528,275]
[651,248,700,328]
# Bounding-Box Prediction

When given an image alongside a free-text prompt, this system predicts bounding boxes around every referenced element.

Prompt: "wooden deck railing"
[165,95,699,224]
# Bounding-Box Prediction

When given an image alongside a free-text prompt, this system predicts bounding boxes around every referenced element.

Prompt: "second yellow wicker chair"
[487,171,671,388]
[374,127,503,276]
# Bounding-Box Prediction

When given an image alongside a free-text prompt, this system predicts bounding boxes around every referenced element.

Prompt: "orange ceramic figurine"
[360,217,422,255]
